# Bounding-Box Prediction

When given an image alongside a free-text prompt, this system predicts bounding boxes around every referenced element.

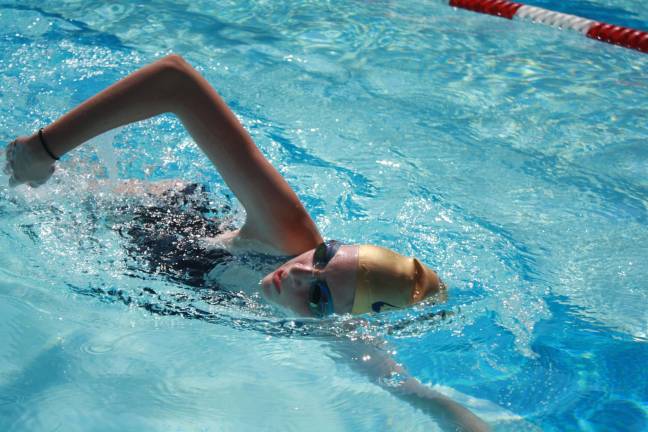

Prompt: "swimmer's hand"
[4,135,56,188]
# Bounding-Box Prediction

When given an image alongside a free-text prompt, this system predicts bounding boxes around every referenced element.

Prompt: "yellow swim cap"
[351,245,446,314]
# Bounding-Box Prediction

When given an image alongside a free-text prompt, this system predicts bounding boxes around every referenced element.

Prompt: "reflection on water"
[0,0,647,430]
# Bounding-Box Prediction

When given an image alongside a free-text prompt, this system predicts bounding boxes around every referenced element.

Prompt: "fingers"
[4,140,56,188]
[27,166,55,188]
[4,140,16,176]
[4,140,21,187]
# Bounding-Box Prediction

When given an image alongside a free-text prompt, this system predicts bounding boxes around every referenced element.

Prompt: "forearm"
[41,54,261,178]
[36,54,289,211]
[395,378,490,432]
[39,55,189,157]
[331,336,489,432]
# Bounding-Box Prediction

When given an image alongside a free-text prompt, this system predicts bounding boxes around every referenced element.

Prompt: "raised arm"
[5,55,322,255]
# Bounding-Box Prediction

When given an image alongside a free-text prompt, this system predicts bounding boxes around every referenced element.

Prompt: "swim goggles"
[308,240,341,318]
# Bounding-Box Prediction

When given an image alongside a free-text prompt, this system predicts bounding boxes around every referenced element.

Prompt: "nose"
[286,263,317,286]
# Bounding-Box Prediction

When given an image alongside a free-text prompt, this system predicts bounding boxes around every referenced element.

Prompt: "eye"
[308,283,327,317]
[312,240,342,269]
[308,280,335,318]
[309,284,322,305]
[313,243,328,268]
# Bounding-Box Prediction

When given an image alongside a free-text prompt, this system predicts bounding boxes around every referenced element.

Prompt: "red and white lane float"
[446,0,648,54]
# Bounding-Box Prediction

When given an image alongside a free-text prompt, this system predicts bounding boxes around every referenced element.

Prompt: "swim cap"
[351,245,446,314]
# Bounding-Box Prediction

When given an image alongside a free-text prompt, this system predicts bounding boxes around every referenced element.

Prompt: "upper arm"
[163,55,322,254]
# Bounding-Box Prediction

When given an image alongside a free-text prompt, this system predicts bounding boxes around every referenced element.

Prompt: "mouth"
[272,269,283,294]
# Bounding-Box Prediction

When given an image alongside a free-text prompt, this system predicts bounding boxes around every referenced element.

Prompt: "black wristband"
[38,128,59,161]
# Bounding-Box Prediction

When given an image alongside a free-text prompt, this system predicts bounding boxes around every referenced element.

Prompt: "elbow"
[157,54,195,85]
[154,54,199,113]
[159,53,192,71]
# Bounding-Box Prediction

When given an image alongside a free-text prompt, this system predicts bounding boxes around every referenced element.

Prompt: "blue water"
[1,1,647,431]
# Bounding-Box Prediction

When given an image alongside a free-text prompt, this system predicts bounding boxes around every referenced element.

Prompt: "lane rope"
[447,0,648,54]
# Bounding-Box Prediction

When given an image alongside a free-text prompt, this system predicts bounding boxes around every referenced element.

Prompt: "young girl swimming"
[5,54,489,431]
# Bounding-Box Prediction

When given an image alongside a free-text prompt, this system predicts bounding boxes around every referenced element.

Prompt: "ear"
[412,259,447,304]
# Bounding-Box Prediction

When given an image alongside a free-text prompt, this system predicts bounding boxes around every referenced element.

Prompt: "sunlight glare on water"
[0,1,647,431]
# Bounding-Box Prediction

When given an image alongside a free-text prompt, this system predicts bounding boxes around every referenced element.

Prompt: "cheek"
[279,286,312,316]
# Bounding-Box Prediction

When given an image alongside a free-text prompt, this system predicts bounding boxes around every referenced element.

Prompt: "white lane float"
[446,0,648,54]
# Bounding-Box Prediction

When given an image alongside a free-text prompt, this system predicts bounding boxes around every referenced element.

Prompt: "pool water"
[1,1,647,431]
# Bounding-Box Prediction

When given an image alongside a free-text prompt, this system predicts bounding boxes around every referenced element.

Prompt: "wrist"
[38,128,60,161]
[25,132,57,165]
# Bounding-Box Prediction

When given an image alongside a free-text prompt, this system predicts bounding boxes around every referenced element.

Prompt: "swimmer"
[5,55,489,431]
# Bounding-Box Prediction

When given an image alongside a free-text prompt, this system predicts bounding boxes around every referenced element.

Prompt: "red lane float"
[587,23,648,53]
[449,0,522,20]
[447,0,648,54]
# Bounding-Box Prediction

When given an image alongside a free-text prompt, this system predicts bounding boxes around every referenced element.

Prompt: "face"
[260,244,358,317]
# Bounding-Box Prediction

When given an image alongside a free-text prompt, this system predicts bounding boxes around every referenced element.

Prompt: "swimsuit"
[114,182,288,292]
[116,183,233,288]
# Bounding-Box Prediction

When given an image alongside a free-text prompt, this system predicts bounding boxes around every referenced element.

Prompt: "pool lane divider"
[447,0,648,54]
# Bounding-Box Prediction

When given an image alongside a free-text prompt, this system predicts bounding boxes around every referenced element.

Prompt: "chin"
[259,278,272,298]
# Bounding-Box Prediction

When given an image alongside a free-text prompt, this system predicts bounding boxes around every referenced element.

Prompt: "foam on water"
[1,1,646,431]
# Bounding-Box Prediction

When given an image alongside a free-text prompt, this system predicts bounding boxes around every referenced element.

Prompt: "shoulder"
[202,229,288,256]
[241,212,322,256]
